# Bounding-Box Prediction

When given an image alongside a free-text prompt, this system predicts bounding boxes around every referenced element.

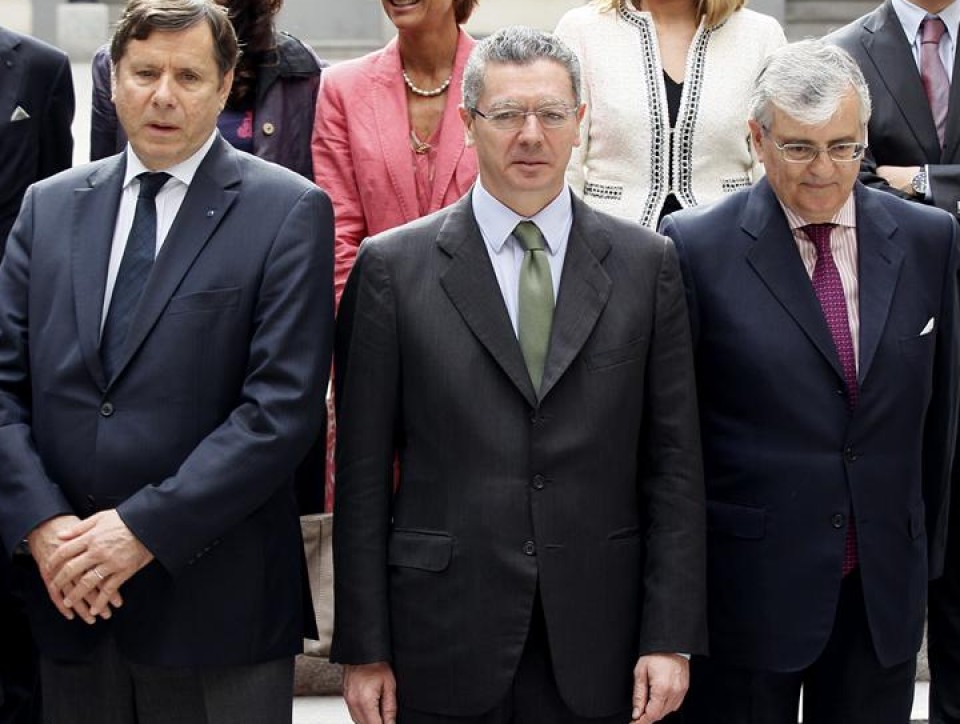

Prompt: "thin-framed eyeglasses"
[762,127,867,163]
[470,105,578,131]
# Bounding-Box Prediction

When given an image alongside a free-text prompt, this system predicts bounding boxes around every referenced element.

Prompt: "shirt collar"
[471,179,573,257]
[781,192,857,232]
[892,0,960,46]
[122,130,219,190]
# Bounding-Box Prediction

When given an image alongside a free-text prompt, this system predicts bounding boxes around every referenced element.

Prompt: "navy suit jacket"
[827,1,960,217]
[0,136,334,665]
[662,179,960,671]
[0,27,73,257]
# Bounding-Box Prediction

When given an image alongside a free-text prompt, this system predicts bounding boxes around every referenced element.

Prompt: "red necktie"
[921,15,950,148]
[805,223,859,575]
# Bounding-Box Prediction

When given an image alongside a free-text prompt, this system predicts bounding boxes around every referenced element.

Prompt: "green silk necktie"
[514,220,554,393]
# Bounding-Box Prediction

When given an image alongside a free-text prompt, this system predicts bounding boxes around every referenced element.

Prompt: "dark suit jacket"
[333,191,707,718]
[0,27,73,256]
[827,2,960,216]
[0,136,334,665]
[661,179,960,672]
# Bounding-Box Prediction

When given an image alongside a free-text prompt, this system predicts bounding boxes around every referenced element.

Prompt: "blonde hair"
[591,0,744,29]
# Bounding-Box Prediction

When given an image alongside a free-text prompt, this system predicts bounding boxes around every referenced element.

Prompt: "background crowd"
[1,0,960,722]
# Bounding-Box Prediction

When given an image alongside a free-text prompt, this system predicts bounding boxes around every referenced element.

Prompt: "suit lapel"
[72,155,127,389]
[854,185,903,385]
[438,195,538,407]
[539,196,611,400]
[373,40,420,224]
[862,2,941,160]
[743,180,845,381]
[943,30,960,160]
[108,137,240,384]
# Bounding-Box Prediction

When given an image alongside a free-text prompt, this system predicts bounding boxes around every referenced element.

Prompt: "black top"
[660,71,684,222]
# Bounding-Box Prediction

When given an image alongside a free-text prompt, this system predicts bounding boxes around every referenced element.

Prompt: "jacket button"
[844,447,858,462]
[831,513,846,528]
[523,540,536,556]
[100,401,115,417]
[262,121,275,136]
[532,475,546,490]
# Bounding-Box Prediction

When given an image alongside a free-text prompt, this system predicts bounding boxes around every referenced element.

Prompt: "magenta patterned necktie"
[805,223,859,574]
[921,15,950,148]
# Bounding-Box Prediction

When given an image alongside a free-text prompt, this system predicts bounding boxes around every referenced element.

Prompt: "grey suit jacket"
[827,1,960,216]
[333,190,707,718]
[0,136,334,665]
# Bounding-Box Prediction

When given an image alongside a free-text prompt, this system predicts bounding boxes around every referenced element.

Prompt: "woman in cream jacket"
[556,0,785,228]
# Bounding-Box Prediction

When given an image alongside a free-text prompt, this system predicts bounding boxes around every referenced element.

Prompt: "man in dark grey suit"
[827,0,960,215]
[828,6,960,719]
[0,0,333,722]
[333,25,706,724]
[0,24,73,724]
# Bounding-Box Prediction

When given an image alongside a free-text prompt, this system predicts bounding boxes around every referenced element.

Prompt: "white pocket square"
[920,317,935,336]
[10,105,30,122]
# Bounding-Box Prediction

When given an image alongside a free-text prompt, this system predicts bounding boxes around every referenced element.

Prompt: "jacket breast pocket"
[167,287,241,315]
[707,500,766,540]
[899,331,935,359]
[584,337,646,371]
[388,529,453,572]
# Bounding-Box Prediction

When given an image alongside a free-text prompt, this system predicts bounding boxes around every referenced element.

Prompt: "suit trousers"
[40,635,294,724]
[0,553,41,724]
[398,591,631,724]
[682,571,916,724]
[929,528,960,723]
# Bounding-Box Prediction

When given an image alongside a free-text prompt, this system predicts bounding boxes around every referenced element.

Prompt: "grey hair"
[748,40,871,129]
[462,25,581,110]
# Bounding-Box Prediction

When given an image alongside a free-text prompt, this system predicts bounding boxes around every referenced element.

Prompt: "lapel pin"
[206,209,215,217]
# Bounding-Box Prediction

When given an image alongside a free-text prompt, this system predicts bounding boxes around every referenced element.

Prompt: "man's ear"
[459,105,475,147]
[747,119,764,163]
[110,61,118,104]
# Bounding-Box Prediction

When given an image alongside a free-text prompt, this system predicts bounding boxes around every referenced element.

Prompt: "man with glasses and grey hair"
[660,40,959,723]
[333,24,706,724]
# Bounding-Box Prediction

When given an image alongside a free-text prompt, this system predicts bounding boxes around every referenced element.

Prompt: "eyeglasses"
[470,105,577,131]
[763,129,866,163]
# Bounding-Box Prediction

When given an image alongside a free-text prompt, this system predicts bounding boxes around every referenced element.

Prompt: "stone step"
[786,0,875,23]
[786,20,852,40]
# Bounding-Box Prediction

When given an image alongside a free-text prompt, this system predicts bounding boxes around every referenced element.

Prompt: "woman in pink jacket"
[312,0,479,304]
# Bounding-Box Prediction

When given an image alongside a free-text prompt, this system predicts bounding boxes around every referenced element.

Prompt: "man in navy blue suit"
[0,1,333,722]
[662,40,959,724]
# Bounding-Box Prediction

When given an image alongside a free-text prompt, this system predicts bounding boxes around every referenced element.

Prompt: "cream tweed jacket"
[556,2,786,228]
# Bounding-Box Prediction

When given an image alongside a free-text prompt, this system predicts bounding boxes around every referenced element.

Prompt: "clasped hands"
[26,510,154,624]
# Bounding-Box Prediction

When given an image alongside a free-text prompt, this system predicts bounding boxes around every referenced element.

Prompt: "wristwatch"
[911,169,929,197]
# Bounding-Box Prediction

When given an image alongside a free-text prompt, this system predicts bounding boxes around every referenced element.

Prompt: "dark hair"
[454,0,478,24]
[222,0,283,108]
[110,0,240,78]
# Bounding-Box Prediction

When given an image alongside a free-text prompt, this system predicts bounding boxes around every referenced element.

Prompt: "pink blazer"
[312,31,478,304]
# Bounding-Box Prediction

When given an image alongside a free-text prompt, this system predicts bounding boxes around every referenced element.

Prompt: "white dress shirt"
[471,180,573,336]
[100,130,218,333]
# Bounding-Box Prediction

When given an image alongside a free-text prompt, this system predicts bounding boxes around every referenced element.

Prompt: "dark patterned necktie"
[514,221,554,393]
[921,15,950,147]
[805,223,859,575]
[100,172,170,381]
